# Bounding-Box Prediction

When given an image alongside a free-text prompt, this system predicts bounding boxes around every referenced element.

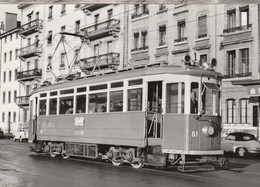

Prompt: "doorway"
[147,81,162,140]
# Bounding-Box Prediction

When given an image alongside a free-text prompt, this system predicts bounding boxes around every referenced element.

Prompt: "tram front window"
[190,82,199,114]
[201,83,220,116]
[49,98,57,115]
[76,95,86,113]
[39,100,46,115]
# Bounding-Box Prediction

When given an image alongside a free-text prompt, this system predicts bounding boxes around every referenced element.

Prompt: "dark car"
[221,132,260,157]
[0,128,4,138]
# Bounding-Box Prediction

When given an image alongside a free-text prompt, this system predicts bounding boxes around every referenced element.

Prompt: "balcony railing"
[223,72,252,78]
[223,24,252,34]
[131,9,149,19]
[19,19,43,36]
[131,46,149,52]
[80,52,120,71]
[17,68,42,81]
[81,4,109,13]
[174,37,187,43]
[81,19,120,41]
[19,44,42,59]
[16,96,29,107]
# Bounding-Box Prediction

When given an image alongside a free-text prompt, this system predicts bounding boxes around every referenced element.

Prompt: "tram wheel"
[112,160,122,167]
[130,162,143,169]
[50,151,57,158]
[61,153,70,160]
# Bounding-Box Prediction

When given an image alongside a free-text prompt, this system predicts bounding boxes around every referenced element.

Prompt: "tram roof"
[33,65,222,94]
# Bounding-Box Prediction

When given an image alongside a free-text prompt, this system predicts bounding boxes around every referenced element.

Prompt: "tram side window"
[49,98,57,115]
[128,88,142,111]
[39,100,46,115]
[166,83,185,113]
[76,95,86,113]
[190,82,199,114]
[110,91,123,112]
[60,97,74,114]
[89,92,107,113]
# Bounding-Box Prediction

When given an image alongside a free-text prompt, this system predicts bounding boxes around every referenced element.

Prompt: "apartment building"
[0,13,20,134]
[2,3,259,138]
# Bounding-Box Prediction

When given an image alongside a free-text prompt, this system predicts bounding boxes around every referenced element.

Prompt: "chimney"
[5,12,18,32]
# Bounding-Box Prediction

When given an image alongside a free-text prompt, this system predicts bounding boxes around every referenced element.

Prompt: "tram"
[28,63,227,171]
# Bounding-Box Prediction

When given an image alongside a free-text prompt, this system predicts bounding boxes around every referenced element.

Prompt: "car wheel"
[237,147,247,157]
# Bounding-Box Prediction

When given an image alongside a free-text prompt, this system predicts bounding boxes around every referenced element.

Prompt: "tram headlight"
[202,126,215,137]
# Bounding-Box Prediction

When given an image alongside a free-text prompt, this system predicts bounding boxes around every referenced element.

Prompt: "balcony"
[17,68,42,82]
[81,4,109,14]
[223,72,252,79]
[80,52,120,72]
[131,46,149,52]
[16,96,29,107]
[81,19,120,41]
[223,24,252,34]
[19,19,43,37]
[19,44,42,60]
[131,9,149,19]
[174,37,187,43]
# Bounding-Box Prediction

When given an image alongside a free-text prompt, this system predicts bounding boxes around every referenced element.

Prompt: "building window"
[227,50,236,76]
[94,44,99,56]
[35,59,38,69]
[61,25,66,39]
[8,91,11,103]
[10,34,12,41]
[159,4,166,11]
[48,6,53,19]
[227,99,236,123]
[27,38,31,46]
[13,112,16,123]
[15,49,18,59]
[198,15,207,38]
[3,92,5,104]
[177,20,186,42]
[75,20,80,33]
[227,9,236,29]
[240,99,249,123]
[2,112,5,123]
[240,48,249,75]
[36,12,39,20]
[61,4,66,14]
[16,33,18,39]
[200,54,207,66]
[159,25,166,46]
[240,6,249,27]
[94,14,99,30]
[14,90,17,103]
[107,9,113,20]
[35,35,39,47]
[9,51,12,61]
[60,53,65,67]
[9,71,11,81]
[15,69,17,80]
[141,31,147,48]
[47,31,52,44]
[75,4,81,8]
[4,37,7,43]
[4,53,6,63]
[3,72,6,82]
[107,41,112,53]
[134,32,139,49]
[47,56,52,70]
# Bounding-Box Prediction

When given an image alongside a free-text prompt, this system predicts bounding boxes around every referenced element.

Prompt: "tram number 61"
[192,131,199,138]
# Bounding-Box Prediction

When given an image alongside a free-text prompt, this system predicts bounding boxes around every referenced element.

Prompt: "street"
[0,139,260,187]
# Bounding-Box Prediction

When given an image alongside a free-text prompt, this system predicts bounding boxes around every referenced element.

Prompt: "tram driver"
[190,91,198,113]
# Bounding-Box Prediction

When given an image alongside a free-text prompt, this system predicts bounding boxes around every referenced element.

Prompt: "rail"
[17,68,42,80]
[223,24,252,34]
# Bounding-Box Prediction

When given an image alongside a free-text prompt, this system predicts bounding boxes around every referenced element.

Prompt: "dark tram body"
[28,65,226,171]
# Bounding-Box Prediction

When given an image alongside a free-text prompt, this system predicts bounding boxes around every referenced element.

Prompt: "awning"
[203,82,220,91]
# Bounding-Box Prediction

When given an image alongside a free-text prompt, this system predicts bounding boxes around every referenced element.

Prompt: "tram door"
[147,81,162,144]
[29,97,38,141]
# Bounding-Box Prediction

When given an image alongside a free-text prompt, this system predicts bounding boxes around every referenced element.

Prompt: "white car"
[14,127,29,142]
[221,132,260,157]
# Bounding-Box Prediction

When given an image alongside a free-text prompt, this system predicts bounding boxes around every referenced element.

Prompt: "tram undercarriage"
[29,141,228,172]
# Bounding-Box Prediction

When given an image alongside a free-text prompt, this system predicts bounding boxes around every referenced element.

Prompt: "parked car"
[14,126,29,142]
[221,132,260,157]
[0,128,4,138]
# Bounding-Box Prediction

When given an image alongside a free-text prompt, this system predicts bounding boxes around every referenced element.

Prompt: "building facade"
[1,3,260,138]
[0,13,21,134]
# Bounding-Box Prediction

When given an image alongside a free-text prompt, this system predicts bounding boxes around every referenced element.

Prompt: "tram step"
[146,154,166,166]
[177,164,215,172]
